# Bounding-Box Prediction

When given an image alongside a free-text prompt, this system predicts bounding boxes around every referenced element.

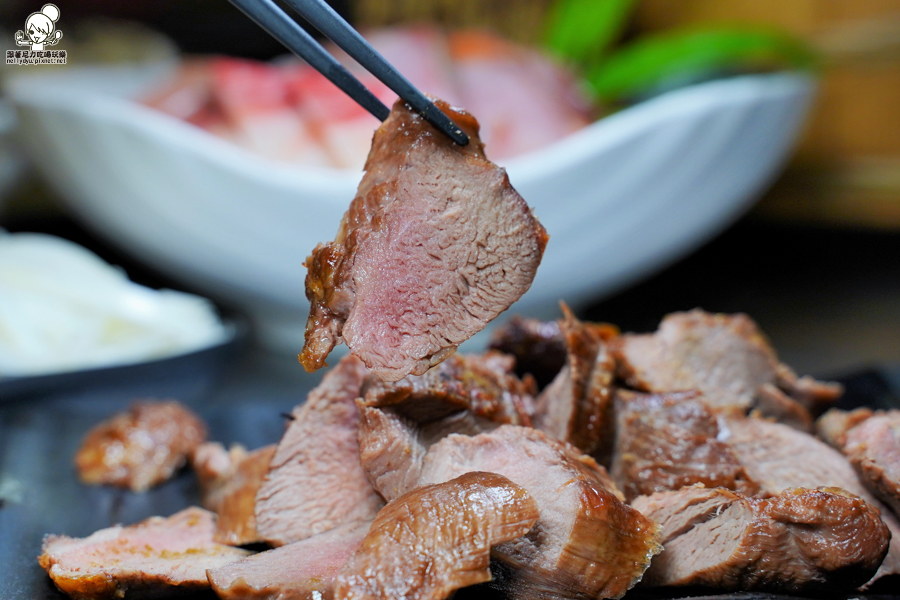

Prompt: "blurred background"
[2,0,900,393]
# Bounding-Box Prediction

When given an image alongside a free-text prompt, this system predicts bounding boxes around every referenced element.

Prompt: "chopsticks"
[226,0,470,147]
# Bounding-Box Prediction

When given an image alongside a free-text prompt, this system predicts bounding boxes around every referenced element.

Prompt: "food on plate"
[254,355,383,546]
[357,352,537,502]
[633,485,890,593]
[821,409,900,517]
[0,232,229,378]
[722,415,900,584]
[194,442,277,546]
[816,406,875,449]
[611,390,758,502]
[208,522,370,600]
[38,507,249,600]
[144,27,592,169]
[334,472,539,600]
[488,316,568,388]
[75,400,207,492]
[42,307,900,599]
[300,98,547,381]
[611,310,843,424]
[360,351,535,426]
[416,426,661,600]
[193,442,249,507]
[533,306,617,459]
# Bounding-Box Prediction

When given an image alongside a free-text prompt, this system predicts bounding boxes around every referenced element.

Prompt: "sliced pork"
[488,316,567,388]
[300,98,548,381]
[255,355,383,546]
[534,307,616,460]
[843,410,900,516]
[360,351,534,425]
[612,390,758,501]
[39,507,249,600]
[209,522,369,600]
[357,405,429,502]
[633,486,890,593]
[724,416,900,585]
[194,442,276,546]
[358,352,533,503]
[194,442,248,508]
[612,310,842,420]
[334,472,539,600]
[75,400,207,492]
[817,407,875,449]
[418,426,661,600]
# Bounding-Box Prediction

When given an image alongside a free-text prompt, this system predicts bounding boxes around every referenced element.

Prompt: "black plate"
[1,361,899,600]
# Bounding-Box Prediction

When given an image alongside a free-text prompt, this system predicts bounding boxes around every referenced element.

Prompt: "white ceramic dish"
[6,66,815,351]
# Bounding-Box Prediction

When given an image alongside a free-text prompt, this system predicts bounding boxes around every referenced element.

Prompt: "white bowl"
[7,66,815,351]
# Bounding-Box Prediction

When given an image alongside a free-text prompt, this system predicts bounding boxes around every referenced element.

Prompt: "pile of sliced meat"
[43,306,900,600]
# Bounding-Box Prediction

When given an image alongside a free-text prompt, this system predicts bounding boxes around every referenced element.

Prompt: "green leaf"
[544,0,637,68]
[587,28,818,102]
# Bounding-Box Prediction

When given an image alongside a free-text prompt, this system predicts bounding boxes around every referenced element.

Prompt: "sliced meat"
[611,390,758,501]
[612,310,842,419]
[75,400,207,492]
[358,402,502,503]
[193,443,277,546]
[752,383,813,431]
[357,405,429,502]
[843,411,900,517]
[817,407,874,449]
[209,522,369,600]
[39,507,249,600]
[774,362,845,416]
[534,306,616,460]
[300,98,548,381]
[358,352,535,503]
[723,416,900,585]
[418,426,661,600]
[255,355,383,546]
[487,316,566,388]
[194,442,249,513]
[360,351,534,425]
[334,472,539,600]
[632,486,890,593]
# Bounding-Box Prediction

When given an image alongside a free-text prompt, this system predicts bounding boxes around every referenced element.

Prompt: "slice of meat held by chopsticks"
[334,472,539,600]
[632,485,890,593]
[39,507,249,600]
[300,98,548,382]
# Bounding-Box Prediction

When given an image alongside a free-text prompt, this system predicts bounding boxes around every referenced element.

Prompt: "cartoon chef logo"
[16,4,63,52]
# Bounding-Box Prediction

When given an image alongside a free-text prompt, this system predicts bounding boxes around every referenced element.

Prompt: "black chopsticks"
[226,0,470,146]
